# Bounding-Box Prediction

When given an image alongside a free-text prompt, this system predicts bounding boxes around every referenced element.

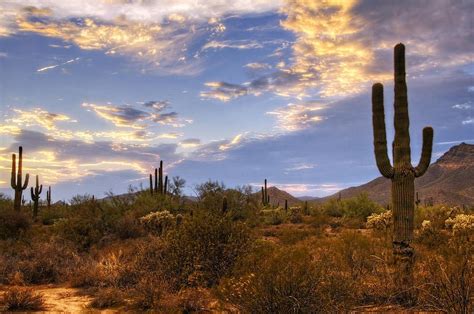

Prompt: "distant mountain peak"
[316,143,474,206]
[437,142,474,169]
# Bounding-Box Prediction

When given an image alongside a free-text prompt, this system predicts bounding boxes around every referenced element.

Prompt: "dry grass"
[1,287,46,311]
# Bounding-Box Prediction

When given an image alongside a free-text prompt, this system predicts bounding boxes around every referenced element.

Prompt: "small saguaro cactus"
[46,186,52,208]
[415,192,421,208]
[30,175,43,220]
[284,199,288,212]
[261,179,270,206]
[11,146,30,211]
[371,43,433,304]
[150,160,167,195]
[149,174,154,195]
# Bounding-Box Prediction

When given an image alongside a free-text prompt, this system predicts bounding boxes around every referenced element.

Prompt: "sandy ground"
[0,285,97,313]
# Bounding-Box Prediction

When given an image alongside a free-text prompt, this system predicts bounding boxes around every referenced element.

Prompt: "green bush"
[322,194,383,220]
[161,211,251,288]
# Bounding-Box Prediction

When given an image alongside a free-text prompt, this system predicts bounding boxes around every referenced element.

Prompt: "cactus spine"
[371,43,433,304]
[30,175,43,220]
[46,186,51,208]
[11,146,30,211]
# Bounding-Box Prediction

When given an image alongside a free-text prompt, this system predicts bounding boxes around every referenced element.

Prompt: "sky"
[0,0,473,201]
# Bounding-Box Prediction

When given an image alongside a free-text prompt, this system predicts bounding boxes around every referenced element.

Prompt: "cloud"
[200,82,249,101]
[6,108,75,131]
[202,40,263,50]
[36,57,80,72]
[245,62,272,70]
[0,129,182,189]
[143,100,170,111]
[462,118,474,125]
[180,138,201,148]
[201,0,473,102]
[0,52,7,58]
[82,103,149,129]
[0,1,282,73]
[267,102,325,131]
[452,102,472,110]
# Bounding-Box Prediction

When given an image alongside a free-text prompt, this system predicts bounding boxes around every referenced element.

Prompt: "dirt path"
[1,285,96,313]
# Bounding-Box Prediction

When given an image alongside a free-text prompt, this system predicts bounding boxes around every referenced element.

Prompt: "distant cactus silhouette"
[284,199,288,212]
[150,160,167,195]
[261,179,270,206]
[11,146,30,211]
[46,186,52,208]
[30,175,43,220]
[371,43,433,304]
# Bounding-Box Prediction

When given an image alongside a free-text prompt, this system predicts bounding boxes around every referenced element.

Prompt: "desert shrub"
[445,214,474,238]
[277,228,313,245]
[343,193,383,219]
[130,274,168,310]
[0,208,31,239]
[40,204,69,225]
[322,194,382,220]
[289,208,303,224]
[366,210,392,231]
[89,288,125,309]
[1,287,46,311]
[416,219,449,248]
[264,209,286,225]
[1,239,80,284]
[322,198,344,217]
[139,210,176,235]
[114,212,145,239]
[161,211,251,288]
[219,245,356,313]
[415,205,460,230]
[418,251,473,314]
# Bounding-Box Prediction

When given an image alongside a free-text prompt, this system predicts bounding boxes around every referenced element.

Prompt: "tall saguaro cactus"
[30,175,43,220]
[11,146,30,211]
[372,43,433,303]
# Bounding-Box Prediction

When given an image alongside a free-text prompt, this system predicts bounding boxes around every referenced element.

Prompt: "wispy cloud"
[202,40,263,50]
[6,108,75,130]
[36,57,80,72]
[267,102,325,131]
[82,103,149,129]
[180,138,201,148]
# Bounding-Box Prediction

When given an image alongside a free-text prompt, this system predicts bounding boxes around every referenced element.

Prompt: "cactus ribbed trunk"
[371,43,433,305]
[11,146,29,211]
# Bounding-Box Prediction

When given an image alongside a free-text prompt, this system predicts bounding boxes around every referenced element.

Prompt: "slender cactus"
[154,168,158,193]
[371,43,433,304]
[149,174,154,195]
[284,199,288,212]
[11,146,30,211]
[158,160,163,194]
[30,175,43,220]
[164,175,168,195]
[46,186,52,208]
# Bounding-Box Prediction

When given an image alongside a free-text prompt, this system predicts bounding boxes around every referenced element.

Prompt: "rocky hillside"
[322,143,474,206]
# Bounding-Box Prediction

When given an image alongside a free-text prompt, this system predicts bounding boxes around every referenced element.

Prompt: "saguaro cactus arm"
[372,83,394,178]
[393,43,412,166]
[414,127,434,177]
